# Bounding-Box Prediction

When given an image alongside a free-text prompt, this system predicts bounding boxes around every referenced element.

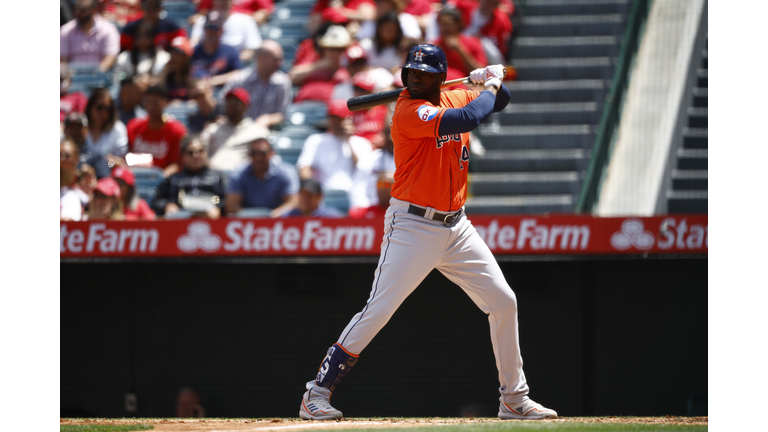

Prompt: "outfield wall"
[60,256,707,418]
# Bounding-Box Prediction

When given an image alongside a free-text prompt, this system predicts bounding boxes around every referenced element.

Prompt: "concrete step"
[692,88,707,108]
[513,57,615,80]
[477,124,594,150]
[516,14,625,38]
[506,79,608,103]
[687,107,708,128]
[671,169,707,191]
[473,149,588,172]
[682,128,707,149]
[496,102,601,126]
[469,172,581,195]
[676,148,708,170]
[465,194,575,215]
[696,68,707,88]
[510,36,619,58]
[666,190,708,214]
[522,0,630,16]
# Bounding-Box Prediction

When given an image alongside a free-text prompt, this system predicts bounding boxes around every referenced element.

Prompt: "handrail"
[576,0,653,213]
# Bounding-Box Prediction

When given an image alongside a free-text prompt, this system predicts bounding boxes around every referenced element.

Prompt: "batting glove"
[469,68,486,85]
[485,64,505,80]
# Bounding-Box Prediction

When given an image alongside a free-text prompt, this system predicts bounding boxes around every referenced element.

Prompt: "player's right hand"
[470,68,486,84]
[484,65,506,80]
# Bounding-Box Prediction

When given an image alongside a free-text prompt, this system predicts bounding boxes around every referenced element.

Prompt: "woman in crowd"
[114,21,170,81]
[359,12,404,72]
[432,7,487,84]
[85,88,129,168]
[157,36,194,101]
[86,178,125,221]
[112,166,156,220]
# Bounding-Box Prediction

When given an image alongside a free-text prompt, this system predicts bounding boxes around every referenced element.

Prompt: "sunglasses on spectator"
[95,104,111,112]
[185,149,205,156]
[249,150,270,156]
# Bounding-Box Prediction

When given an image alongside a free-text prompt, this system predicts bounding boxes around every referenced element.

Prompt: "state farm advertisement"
[60,215,707,258]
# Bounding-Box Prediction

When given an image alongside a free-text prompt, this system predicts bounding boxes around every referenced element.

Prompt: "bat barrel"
[346,88,404,112]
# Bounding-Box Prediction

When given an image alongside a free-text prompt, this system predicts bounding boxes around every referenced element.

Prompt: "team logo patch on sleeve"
[417,105,439,122]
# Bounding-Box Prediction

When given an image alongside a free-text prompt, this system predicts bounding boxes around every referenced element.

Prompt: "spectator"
[77,163,99,207]
[201,88,269,172]
[356,0,422,42]
[348,129,395,218]
[349,71,389,148]
[153,136,228,219]
[290,25,352,104]
[432,7,487,83]
[185,78,219,133]
[61,140,85,221]
[293,22,334,68]
[157,36,194,101]
[359,12,405,72]
[116,77,148,126]
[98,0,143,28]
[458,0,512,62]
[112,166,156,220]
[87,177,125,221]
[285,178,344,218]
[190,11,243,87]
[402,0,435,33]
[218,40,292,128]
[225,138,299,217]
[297,100,372,195]
[190,0,263,63]
[85,88,129,167]
[60,0,120,72]
[330,44,370,101]
[194,0,274,26]
[60,65,88,123]
[176,387,206,418]
[114,21,171,81]
[64,113,111,179]
[127,85,188,177]
[120,0,188,52]
[308,0,376,36]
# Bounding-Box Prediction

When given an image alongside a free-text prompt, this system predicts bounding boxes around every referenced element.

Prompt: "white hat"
[318,25,352,49]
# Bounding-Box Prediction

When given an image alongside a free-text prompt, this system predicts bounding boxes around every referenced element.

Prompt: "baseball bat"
[346,66,513,112]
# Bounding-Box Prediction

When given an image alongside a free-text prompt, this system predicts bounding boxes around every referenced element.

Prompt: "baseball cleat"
[499,399,557,420]
[299,396,343,420]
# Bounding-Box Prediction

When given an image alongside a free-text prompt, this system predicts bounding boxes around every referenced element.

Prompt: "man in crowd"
[225,138,299,217]
[190,0,263,63]
[285,178,344,218]
[290,25,353,103]
[63,113,111,179]
[348,71,389,149]
[121,0,188,51]
[60,0,120,72]
[296,100,372,197]
[218,40,292,129]
[190,11,243,87]
[348,127,396,218]
[116,77,148,126]
[127,85,188,177]
[153,136,228,219]
[200,88,269,172]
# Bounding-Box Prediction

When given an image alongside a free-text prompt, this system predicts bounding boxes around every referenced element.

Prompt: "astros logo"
[414,50,425,61]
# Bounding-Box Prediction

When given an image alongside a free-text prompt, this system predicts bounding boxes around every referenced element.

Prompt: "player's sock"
[313,343,359,394]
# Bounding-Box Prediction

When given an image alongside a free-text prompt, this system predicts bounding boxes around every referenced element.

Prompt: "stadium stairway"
[665,36,707,213]
[468,0,630,214]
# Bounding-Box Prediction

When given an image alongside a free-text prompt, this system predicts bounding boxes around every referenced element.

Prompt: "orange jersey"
[390,88,481,212]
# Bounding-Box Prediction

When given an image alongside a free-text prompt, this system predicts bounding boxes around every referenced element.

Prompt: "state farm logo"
[610,219,655,251]
[177,221,222,253]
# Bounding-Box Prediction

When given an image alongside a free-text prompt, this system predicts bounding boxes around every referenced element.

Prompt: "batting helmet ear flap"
[401,68,409,86]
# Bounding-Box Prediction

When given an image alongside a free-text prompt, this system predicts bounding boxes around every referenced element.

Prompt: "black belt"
[408,205,462,225]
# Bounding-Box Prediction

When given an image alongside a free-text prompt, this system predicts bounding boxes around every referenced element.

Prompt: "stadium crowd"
[60,0,516,221]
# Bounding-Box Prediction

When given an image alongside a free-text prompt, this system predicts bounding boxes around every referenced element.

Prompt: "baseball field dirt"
[60,416,708,431]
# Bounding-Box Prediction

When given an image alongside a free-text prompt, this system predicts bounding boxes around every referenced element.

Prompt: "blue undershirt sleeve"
[437,86,510,136]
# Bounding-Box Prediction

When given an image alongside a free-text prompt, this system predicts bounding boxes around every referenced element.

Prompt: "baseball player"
[299,44,557,421]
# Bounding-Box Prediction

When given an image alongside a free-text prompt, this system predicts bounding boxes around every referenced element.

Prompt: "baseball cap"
[226,87,251,106]
[95,177,121,198]
[321,8,350,24]
[352,71,375,92]
[205,11,225,30]
[64,112,88,127]
[300,178,323,195]
[111,166,135,187]
[341,44,367,68]
[327,99,352,119]
[317,25,351,49]
[170,36,193,56]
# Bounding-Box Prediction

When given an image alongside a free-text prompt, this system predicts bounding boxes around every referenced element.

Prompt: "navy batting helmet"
[401,43,447,84]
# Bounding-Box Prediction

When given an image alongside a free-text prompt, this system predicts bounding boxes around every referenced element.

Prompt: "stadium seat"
[67,67,113,95]
[285,101,328,129]
[237,207,273,218]
[271,125,319,165]
[323,189,349,215]
[131,166,165,208]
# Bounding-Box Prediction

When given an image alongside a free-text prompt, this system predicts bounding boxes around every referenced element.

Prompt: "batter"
[299,44,557,421]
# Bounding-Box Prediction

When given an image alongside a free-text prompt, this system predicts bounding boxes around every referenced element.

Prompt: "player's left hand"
[485,65,505,80]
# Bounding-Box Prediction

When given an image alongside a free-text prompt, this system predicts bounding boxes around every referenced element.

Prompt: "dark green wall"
[60,257,707,418]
